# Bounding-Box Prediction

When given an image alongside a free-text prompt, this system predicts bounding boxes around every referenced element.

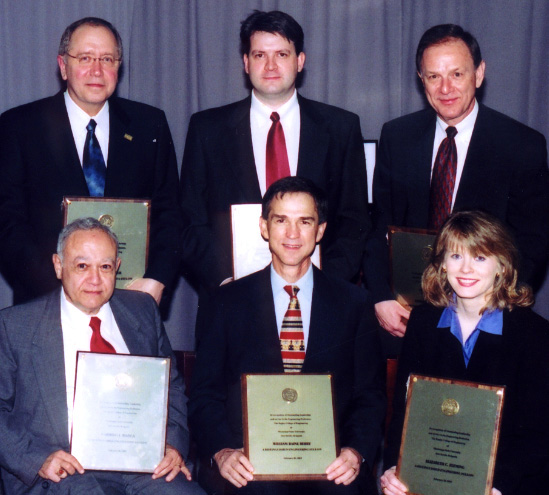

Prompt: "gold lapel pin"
[124,133,133,141]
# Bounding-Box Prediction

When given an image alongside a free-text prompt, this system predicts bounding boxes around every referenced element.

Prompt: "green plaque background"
[64,198,150,289]
[389,227,436,308]
[243,374,337,479]
[398,376,504,495]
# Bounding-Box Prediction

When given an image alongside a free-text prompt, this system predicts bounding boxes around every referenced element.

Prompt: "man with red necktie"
[180,10,369,293]
[0,218,204,495]
[364,23,549,344]
[189,177,385,495]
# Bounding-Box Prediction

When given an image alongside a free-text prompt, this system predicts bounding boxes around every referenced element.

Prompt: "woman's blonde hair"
[422,210,533,312]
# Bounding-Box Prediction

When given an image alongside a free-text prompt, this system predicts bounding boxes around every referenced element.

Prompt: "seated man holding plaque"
[0,218,204,495]
[380,211,549,495]
[189,177,385,495]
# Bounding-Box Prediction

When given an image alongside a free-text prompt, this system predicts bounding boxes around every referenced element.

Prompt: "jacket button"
[42,481,50,489]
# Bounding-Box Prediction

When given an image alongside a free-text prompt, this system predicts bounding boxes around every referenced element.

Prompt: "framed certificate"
[231,204,321,280]
[71,352,170,472]
[242,373,338,480]
[63,197,150,289]
[388,226,437,309]
[397,375,505,495]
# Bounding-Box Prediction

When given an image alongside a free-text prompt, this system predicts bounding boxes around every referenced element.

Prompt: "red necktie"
[429,126,458,230]
[89,316,116,354]
[266,112,291,188]
[280,285,305,372]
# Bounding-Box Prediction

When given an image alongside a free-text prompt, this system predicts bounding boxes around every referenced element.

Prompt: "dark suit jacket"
[0,92,182,303]
[365,104,549,300]
[188,265,385,471]
[385,304,549,494]
[0,289,189,494]
[179,95,369,290]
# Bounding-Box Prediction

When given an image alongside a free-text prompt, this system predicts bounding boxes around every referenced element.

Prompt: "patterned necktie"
[266,112,291,188]
[89,316,116,353]
[429,126,458,230]
[83,119,106,197]
[280,285,305,372]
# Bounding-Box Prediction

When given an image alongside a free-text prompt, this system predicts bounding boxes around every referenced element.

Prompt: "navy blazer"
[365,104,549,300]
[179,95,370,290]
[385,304,549,494]
[0,92,182,303]
[188,265,385,470]
[0,289,188,493]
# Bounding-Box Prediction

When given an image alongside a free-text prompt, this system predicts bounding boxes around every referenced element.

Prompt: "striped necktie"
[280,285,305,372]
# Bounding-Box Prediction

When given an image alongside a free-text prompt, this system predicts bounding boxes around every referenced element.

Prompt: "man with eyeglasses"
[0,17,181,309]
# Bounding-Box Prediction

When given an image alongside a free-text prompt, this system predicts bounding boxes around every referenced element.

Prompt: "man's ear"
[116,258,121,273]
[53,254,63,280]
[243,53,250,74]
[57,55,68,81]
[315,222,327,243]
[259,216,269,241]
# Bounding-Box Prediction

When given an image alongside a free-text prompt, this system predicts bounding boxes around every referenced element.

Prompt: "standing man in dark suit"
[189,177,385,495]
[0,17,181,306]
[365,24,549,339]
[0,218,203,495]
[180,10,369,292]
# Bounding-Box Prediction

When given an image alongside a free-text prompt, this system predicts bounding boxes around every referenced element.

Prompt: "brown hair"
[422,210,533,312]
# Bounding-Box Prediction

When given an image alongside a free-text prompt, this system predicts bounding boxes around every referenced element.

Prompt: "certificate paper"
[242,373,338,480]
[397,375,504,495]
[71,352,170,472]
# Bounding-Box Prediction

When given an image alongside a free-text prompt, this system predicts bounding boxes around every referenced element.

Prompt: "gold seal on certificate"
[388,226,437,309]
[70,352,170,472]
[63,197,150,289]
[397,375,505,495]
[242,374,338,481]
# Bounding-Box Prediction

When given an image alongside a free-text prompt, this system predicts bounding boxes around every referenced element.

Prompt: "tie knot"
[89,316,101,333]
[284,285,299,298]
[446,126,457,139]
[270,112,281,124]
[86,119,97,132]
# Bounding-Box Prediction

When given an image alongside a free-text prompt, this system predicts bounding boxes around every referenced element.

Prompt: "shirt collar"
[60,286,112,325]
[270,262,313,295]
[251,89,298,121]
[436,98,479,135]
[438,304,503,336]
[64,90,109,129]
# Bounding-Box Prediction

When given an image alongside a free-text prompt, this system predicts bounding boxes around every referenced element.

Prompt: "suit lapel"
[251,267,284,371]
[109,293,149,354]
[31,291,71,447]
[225,97,262,202]
[303,268,334,370]
[104,99,133,196]
[410,112,436,226]
[48,92,89,194]
[454,104,496,210]
[296,96,330,181]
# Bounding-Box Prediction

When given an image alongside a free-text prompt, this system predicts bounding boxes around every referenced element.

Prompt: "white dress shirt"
[271,263,313,350]
[250,90,300,195]
[64,91,110,166]
[60,289,129,439]
[431,99,479,208]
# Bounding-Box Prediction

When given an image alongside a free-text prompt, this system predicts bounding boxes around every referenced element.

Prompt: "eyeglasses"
[65,53,121,68]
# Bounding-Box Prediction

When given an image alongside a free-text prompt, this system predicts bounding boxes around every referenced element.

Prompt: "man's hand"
[375,300,411,337]
[38,450,84,482]
[325,447,361,485]
[152,444,191,482]
[380,466,407,494]
[214,448,254,488]
[126,278,165,304]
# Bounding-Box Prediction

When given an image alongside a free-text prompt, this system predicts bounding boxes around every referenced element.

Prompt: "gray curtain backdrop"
[1,0,548,349]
